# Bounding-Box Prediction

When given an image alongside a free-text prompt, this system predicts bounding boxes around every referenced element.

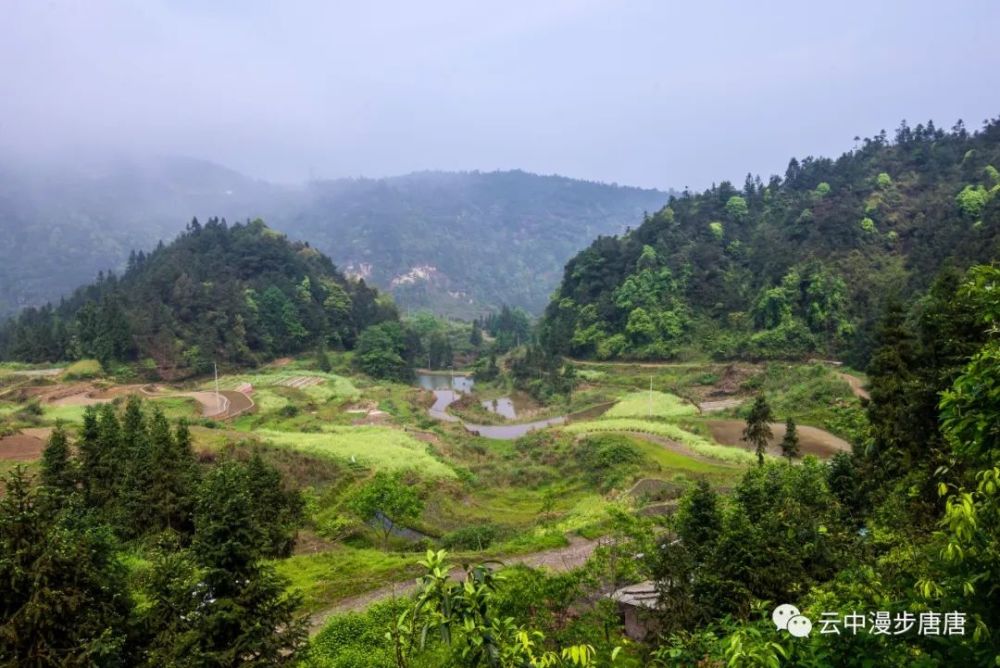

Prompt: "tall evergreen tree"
[0,467,132,666]
[780,417,800,463]
[39,423,75,494]
[742,394,774,466]
[155,460,308,665]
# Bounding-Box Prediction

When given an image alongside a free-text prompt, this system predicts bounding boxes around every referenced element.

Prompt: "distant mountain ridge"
[283,170,670,316]
[0,158,670,318]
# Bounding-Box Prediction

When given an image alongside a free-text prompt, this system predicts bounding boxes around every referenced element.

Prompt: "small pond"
[416,372,474,393]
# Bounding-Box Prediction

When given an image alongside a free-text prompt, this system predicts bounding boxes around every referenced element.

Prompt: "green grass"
[62,359,103,380]
[604,390,698,419]
[632,438,740,475]
[562,418,756,464]
[259,427,456,478]
[275,547,421,614]
[40,403,90,424]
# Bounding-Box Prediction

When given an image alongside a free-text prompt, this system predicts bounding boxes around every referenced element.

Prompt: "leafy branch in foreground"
[389,549,622,668]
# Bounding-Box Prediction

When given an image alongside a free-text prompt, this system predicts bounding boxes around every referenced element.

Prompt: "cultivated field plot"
[259,426,455,478]
[604,390,699,419]
[277,376,326,389]
[212,371,361,404]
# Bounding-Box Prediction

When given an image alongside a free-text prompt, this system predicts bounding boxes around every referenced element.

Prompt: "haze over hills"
[0,157,669,319]
[281,170,669,316]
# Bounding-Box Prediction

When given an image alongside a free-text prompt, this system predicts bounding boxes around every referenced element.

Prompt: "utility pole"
[214,362,221,411]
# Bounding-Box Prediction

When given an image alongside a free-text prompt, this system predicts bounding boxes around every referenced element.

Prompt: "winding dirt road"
[307,536,599,633]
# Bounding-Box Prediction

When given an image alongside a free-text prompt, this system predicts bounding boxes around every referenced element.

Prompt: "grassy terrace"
[259,427,456,478]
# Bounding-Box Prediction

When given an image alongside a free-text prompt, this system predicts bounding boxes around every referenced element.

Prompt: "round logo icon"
[772,603,801,630]
[787,614,813,638]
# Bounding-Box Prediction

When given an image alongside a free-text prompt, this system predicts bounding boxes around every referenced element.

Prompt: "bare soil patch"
[705,419,850,458]
[698,398,744,413]
[0,434,46,461]
[837,372,870,400]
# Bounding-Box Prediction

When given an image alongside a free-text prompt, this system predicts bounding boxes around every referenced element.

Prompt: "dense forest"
[0,218,399,376]
[540,119,1000,366]
[0,160,667,319]
[0,398,308,665]
[282,170,669,316]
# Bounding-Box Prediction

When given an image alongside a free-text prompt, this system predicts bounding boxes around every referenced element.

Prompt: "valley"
[0,352,862,634]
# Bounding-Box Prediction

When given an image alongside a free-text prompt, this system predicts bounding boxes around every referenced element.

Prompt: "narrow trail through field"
[624,432,743,466]
[141,385,254,419]
[837,372,869,400]
[306,536,599,634]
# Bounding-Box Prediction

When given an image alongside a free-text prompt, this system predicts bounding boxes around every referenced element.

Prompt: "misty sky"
[2,0,999,190]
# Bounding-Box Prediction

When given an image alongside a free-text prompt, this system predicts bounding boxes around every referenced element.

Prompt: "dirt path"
[705,419,850,458]
[307,536,599,634]
[837,372,869,400]
[566,359,705,369]
[622,432,742,467]
[142,386,254,419]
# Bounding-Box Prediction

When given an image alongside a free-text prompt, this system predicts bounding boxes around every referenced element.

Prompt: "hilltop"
[541,118,1000,365]
[0,218,398,376]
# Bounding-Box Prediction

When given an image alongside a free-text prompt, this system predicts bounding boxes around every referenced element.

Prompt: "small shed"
[609,580,661,640]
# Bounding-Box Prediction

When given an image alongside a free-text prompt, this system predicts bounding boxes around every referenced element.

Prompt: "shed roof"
[609,580,660,609]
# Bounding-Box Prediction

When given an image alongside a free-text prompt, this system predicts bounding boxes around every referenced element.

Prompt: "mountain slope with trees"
[281,170,669,316]
[540,118,1000,366]
[0,160,668,318]
[0,218,398,376]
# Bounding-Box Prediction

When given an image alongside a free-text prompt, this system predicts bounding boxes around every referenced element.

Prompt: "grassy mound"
[62,359,102,380]
[562,418,755,464]
[260,427,455,478]
[604,390,698,419]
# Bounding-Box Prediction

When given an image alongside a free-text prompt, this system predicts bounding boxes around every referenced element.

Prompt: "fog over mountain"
[0,155,668,317]
[2,1,998,190]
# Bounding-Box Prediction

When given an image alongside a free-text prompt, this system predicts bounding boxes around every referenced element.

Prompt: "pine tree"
[470,323,483,347]
[39,423,75,494]
[674,480,722,558]
[153,460,309,664]
[0,467,132,665]
[742,394,774,466]
[780,417,800,463]
[866,299,918,473]
[147,410,198,535]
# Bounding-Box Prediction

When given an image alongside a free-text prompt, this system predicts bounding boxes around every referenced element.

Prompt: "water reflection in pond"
[481,397,517,419]
[416,372,565,439]
[416,372,474,393]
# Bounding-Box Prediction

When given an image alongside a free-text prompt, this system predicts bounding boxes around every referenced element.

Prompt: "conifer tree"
[742,394,774,466]
[39,423,75,494]
[0,467,132,665]
[780,417,800,463]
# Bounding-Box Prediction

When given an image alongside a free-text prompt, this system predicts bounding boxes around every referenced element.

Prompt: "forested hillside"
[0,218,398,376]
[282,170,669,315]
[0,160,667,318]
[541,119,1000,366]
[0,155,280,318]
